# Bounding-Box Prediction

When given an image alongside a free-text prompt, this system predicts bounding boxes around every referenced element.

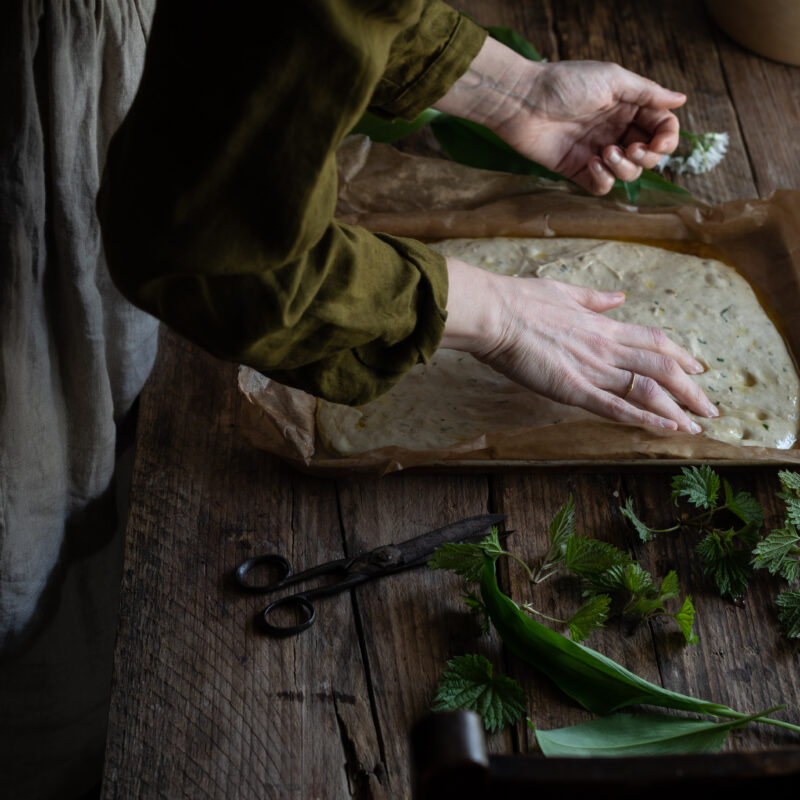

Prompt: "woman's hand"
[440,257,719,433]
[432,37,686,194]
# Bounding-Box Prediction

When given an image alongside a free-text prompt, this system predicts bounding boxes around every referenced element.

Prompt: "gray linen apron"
[0,2,158,796]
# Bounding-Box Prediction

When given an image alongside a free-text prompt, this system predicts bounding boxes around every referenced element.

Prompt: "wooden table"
[101,2,800,797]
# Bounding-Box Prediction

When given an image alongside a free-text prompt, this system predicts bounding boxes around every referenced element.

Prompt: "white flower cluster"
[657,131,729,175]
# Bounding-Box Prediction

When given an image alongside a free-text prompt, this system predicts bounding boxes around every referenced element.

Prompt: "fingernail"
[607,148,622,164]
[690,421,703,434]
[689,360,705,374]
[707,402,720,418]
[630,145,645,161]
[592,160,605,173]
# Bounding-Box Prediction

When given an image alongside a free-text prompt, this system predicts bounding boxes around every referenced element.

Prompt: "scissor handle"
[259,594,316,636]
[235,554,293,593]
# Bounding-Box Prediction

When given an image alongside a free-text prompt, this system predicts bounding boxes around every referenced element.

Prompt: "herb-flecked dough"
[317,238,800,454]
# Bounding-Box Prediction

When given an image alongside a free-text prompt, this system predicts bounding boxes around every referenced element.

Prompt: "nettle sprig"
[621,467,800,639]
[429,498,697,646]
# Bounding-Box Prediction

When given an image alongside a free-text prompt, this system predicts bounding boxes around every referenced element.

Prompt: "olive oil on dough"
[317,238,800,454]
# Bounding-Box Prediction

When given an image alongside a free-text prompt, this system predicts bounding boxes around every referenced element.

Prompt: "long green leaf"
[350,108,442,143]
[479,558,743,719]
[430,115,565,180]
[532,708,776,757]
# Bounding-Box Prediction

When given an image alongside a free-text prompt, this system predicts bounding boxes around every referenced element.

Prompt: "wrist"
[432,36,545,132]
[440,257,505,354]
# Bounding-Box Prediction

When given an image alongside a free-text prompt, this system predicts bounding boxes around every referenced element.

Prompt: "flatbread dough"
[317,238,800,454]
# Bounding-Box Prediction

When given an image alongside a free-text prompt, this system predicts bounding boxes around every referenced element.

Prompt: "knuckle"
[637,375,662,400]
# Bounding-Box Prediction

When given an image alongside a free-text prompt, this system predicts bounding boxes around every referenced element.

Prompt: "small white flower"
[656,131,729,175]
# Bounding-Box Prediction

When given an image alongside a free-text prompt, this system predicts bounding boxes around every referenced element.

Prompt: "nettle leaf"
[564,536,632,580]
[659,570,680,602]
[778,470,800,495]
[428,529,504,583]
[671,465,720,510]
[752,526,800,582]
[695,530,752,600]
[463,590,491,634]
[620,498,657,543]
[776,591,800,639]
[432,654,526,733]
[532,709,767,757]
[673,596,700,646]
[724,480,764,528]
[567,595,611,642]
[546,496,576,558]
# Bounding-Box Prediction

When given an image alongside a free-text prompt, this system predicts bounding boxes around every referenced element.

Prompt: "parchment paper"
[239,136,800,475]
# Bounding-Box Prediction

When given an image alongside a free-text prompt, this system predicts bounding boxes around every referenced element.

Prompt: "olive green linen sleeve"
[97,0,485,405]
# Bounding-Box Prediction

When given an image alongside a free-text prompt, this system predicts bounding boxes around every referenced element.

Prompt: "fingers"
[557,281,626,312]
[613,65,687,111]
[621,108,681,169]
[606,317,704,376]
[614,343,719,420]
[572,380,681,432]
[601,145,642,182]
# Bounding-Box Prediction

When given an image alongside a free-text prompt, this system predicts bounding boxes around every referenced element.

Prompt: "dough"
[317,238,800,454]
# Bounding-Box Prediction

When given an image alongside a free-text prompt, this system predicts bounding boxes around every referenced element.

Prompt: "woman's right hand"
[440,256,719,434]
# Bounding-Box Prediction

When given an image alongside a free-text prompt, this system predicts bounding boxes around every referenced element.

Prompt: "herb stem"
[521,603,565,625]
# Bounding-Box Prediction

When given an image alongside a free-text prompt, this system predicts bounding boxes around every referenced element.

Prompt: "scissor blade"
[391,513,508,569]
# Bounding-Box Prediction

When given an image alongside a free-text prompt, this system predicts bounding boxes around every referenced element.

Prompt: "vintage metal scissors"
[234,513,507,636]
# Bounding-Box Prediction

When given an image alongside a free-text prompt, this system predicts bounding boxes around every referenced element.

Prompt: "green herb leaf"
[723,480,764,528]
[671,465,720,510]
[620,498,657,543]
[480,558,741,718]
[432,654,526,733]
[464,590,491,633]
[695,530,753,600]
[428,528,505,583]
[752,526,800,583]
[430,115,564,180]
[532,708,774,757]
[672,595,700,646]
[779,470,800,495]
[537,496,576,573]
[349,108,442,143]
[564,536,632,580]
[776,591,800,639]
[567,595,611,642]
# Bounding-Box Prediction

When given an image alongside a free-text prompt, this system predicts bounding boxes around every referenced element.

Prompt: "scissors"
[234,513,507,636]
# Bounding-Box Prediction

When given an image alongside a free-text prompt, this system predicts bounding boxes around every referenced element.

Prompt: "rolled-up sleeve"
[97,0,485,405]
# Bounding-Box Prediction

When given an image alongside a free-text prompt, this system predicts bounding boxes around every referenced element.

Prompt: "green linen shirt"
[97,0,486,405]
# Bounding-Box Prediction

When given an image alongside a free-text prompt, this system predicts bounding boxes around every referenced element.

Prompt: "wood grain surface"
[102,2,800,798]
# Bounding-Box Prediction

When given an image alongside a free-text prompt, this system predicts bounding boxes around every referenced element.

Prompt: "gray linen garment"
[0,2,158,796]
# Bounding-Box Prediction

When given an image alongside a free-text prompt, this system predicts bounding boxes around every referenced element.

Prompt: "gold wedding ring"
[622,371,637,399]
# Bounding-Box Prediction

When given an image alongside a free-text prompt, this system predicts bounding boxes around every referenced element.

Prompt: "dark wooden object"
[102,2,800,798]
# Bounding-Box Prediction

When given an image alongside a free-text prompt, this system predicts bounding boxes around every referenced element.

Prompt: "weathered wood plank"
[334,473,508,796]
[714,30,800,196]
[103,329,386,799]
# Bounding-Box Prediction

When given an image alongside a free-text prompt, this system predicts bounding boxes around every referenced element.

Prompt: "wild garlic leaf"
[532,709,769,757]
[432,654,526,733]
[695,530,752,600]
[620,498,657,543]
[671,465,720,510]
[567,595,611,642]
[673,596,699,646]
[564,536,632,580]
[776,591,800,639]
[752,526,800,582]
[428,529,503,583]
